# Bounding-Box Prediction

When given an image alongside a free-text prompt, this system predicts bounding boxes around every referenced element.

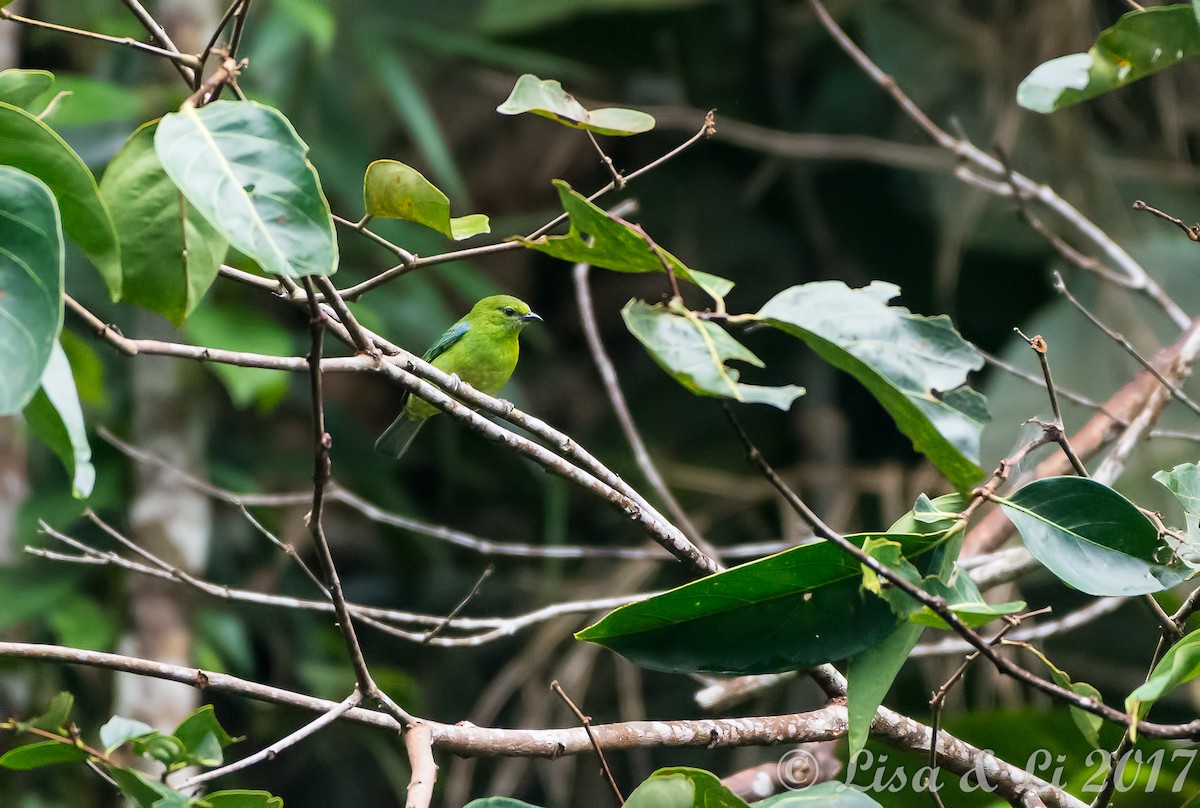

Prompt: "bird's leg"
[447,373,462,393]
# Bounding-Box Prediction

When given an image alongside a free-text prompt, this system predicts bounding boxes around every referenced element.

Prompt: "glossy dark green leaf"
[516,180,733,302]
[100,122,227,326]
[754,281,986,490]
[22,342,94,497]
[752,782,882,805]
[108,768,181,808]
[1018,6,1200,113]
[363,160,489,240]
[0,69,53,110]
[0,166,63,414]
[577,530,951,675]
[0,102,120,295]
[497,73,655,135]
[908,568,1025,629]
[27,692,74,733]
[155,100,337,278]
[1154,462,1200,568]
[623,300,804,410]
[1127,628,1200,729]
[0,740,87,770]
[174,705,237,752]
[999,476,1188,596]
[99,715,155,752]
[205,791,285,808]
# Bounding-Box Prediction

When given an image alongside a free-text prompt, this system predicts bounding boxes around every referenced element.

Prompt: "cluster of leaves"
[1,693,279,807]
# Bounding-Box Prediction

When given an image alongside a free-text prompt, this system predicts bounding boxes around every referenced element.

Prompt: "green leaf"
[184,303,293,411]
[204,791,285,808]
[27,692,74,733]
[623,773,698,808]
[0,166,63,414]
[1028,650,1104,749]
[999,476,1187,596]
[623,300,804,410]
[155,100,336,278]
[751,782,882,805]
[629,768,749,807]
[1154,462,1200,568]
[108,768,181,808]
[577,530,952,674]
[101,122,227,326]
[464,800,545,808]
[99,715,155,752]
[134,734,186,767]
[174,705,237,752]
[1127,628,1200,731]
[0,740,88,769]
[0,102,121,295]
[517,180,732,302]
[48,594,117,651]
[0,69,54,110]
[497,73,655,136]
[754,281,987,490]
[363,160,490,240]
[35,73,144,127]
[479,0,715,35]
[908,568,1025,629]
[22,342,94,498]
[0,565,79,630]
[1018,7,1200,113]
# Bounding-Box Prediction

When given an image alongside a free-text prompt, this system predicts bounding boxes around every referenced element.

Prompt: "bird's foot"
[447,373,462,393]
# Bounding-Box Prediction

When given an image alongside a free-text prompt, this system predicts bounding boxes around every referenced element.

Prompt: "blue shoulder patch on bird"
[423,320,470,363]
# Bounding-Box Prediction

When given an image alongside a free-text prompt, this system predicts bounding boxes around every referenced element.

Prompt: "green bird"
[375,294,542,458]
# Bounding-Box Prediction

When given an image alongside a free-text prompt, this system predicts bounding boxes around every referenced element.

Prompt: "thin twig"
[422,565,494,644]
[585,129,625,189]
[551,680,624,805]
[0,7,200,70]
[1133,199,1200,242]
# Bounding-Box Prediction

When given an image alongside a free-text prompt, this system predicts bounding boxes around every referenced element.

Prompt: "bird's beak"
[523,311,543,323]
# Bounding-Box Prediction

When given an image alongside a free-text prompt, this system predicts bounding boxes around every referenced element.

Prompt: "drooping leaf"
[623,300,804,410]
[999,476,1188,596]
[0,166,63,415]
[0,740,88,770]
[497,73,655,135]
[0,102,120,295]
[754,281,987,490]
[577,530,952,675]
[1153,462,1200,568]
[27,692,74,733]
[155,100,337,278]
[516,180,733,302]
[100,122,228,326]
[1018,6,1200,113]
[1023,646,1104,748]
[184,302,293,411]
[1127,628,1200,733]
[22,342,94,498]
[363,160,490,240]
[0,69,54,110]
[99,715,156,752]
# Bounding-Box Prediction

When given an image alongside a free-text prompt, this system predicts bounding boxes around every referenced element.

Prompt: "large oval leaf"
[0,740,88,770]
[1018,6,1200,113]
[22,341,94,498]
[0,102,120,296]
[155,100,337,278]
[623,299,804,410]
[0,166,63,414]
[754,281,986,491]
[576,530,951,675]
[101,122,228,326]
[999,476,1187,596]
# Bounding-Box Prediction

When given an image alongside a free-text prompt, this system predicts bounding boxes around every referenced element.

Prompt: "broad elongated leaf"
[1127,628,1200,731]
[754,281,986,490]
[155,100,337,277]
[0,740,87,770]
[22,342,94,498]
[577,530,951,674]
[363,160,489,240]
[0,102,120,295]
[497,73,655,135]
[1154,462,1200,568]
[999,476,1187,596]
[100,122,227,326]
[517,180,733,302]
[0,69,53,110]
[623,300,804,410]
[1018,6,1200,113]
[0,166,63,414]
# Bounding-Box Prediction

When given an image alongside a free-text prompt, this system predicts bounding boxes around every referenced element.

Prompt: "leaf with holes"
[363,160,489,240]
[623,299,803,410]
[0,166,63,415]
[999,476,1188,596]
[497,73,654,136]
[754,281,986,491]
[155,100,336,277]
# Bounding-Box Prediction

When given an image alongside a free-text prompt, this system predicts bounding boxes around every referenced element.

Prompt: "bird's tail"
[374,415,426,458]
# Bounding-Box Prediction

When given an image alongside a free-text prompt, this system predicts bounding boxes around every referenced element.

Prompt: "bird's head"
[471,294,542,333]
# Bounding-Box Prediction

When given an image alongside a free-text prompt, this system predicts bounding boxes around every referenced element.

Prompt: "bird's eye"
[503,307,516,317]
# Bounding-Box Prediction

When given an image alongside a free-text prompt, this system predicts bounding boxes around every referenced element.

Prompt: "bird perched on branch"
[375,294,542,458]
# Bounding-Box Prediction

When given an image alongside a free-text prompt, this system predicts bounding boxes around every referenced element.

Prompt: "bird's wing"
[423,320,470,364]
